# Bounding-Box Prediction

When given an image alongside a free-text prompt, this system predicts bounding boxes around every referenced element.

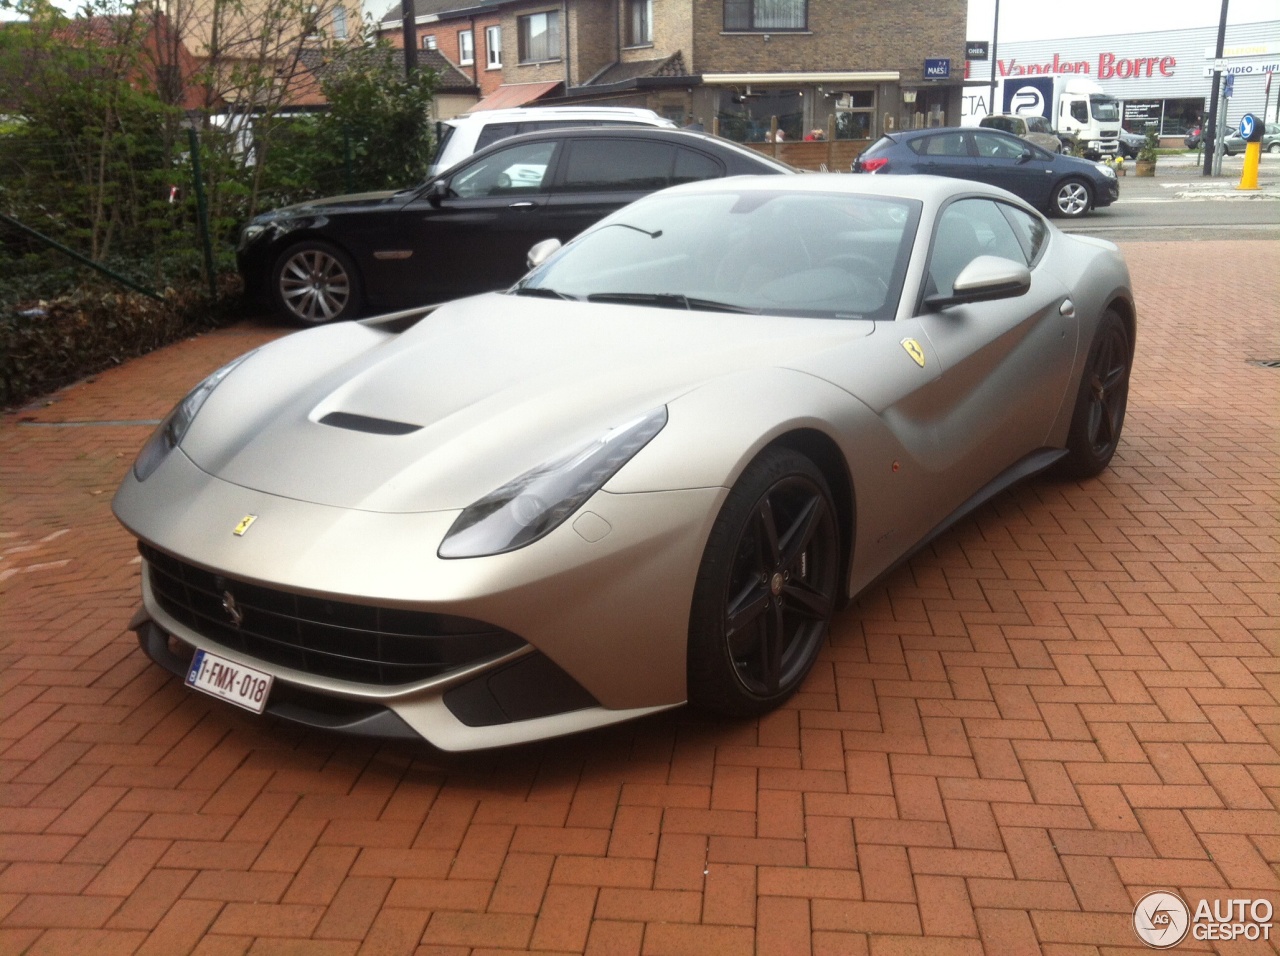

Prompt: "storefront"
[962,21,1279,139]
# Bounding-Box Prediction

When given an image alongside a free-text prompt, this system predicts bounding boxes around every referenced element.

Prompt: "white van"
[429,106,677,176]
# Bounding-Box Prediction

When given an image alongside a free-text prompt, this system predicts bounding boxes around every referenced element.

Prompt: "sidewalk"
[1,240,1278,955]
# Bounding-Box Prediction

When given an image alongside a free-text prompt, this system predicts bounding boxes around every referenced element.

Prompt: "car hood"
[256,189,415,220]
[180,294,870,512]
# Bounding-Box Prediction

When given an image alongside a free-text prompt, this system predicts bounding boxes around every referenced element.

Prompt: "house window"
[422,34,437,50]
[332,5,347,39]
[518,11,561,62]
[306,4,322,39]
[723,0,807,31]
[458,29,475,65]
[486,25,502,68]
[626,0,652,46]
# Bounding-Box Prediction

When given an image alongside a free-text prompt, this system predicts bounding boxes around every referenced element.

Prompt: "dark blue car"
[853,127,1118,219]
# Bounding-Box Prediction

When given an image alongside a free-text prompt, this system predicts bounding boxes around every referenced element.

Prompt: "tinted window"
[449,140,557,198]
[560,139,673,191]
[1026,116,1052,134]
[983,116,1018,134]
[474,122,521,151]
[999,204,1049,264]
[914,132,969,157]
[973,132,1026,159]
[671,147,722,185]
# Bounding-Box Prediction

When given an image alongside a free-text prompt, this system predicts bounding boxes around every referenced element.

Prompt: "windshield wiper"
[585,292,758,314]
[511,286,578,301]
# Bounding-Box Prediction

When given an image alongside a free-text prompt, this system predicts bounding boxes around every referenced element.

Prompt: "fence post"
[187,127,218,301]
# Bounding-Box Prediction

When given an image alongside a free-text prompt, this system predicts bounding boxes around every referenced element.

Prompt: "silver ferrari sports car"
[113,175,1135,751]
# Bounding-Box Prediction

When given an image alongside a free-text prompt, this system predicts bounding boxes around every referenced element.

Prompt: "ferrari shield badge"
[900,338,926,368]
[232,514,257,537]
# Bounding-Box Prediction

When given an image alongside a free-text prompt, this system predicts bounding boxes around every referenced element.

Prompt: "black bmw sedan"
[853,126,1118,219]
[239,127,793,323]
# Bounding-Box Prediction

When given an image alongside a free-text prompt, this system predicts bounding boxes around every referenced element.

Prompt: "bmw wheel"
[272,241,362,324]
[1051,178,1091,218]
[688,448,840,716]
[1055,308,1131,479]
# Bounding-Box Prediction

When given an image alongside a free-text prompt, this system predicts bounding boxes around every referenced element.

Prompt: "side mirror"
[426,180,448,207]
[1017,146,1035,163]
[924,255,1031,310]
[526,237,562,270]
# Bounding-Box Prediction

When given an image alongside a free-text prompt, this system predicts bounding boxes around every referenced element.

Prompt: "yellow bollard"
[1238,140,1261,191]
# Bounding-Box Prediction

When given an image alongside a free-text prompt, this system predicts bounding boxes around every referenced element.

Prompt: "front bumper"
[113,447,724,750]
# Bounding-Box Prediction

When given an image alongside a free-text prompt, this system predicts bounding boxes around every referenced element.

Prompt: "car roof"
[657,170,1036,207]
[443,106,670,125]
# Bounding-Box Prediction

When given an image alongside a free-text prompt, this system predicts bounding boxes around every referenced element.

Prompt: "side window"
[927,199,1026,299]
[474,122,521,151]
[671,147,723,185]
[920,132,969,157]
[559,139,674,191]
[973,132,1026,159]
[1070,100,1088,123]
[449,141,557,198]
[998,204,1049,265]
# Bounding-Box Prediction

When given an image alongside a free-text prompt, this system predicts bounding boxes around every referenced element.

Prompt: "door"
[910,197,1077,507]
[910,130,977,182]
[968,130,1055,208]
[380,138,561,303]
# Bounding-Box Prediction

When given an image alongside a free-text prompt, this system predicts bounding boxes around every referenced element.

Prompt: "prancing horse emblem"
[900,337,926,368]
[233,514,257,536]
[221,591,244,628]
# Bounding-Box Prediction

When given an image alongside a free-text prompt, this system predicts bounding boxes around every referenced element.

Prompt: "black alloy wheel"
[1055,308,1131,478]
[688,448,840,715]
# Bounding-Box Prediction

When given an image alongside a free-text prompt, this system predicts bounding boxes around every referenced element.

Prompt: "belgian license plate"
[185,649,273,714]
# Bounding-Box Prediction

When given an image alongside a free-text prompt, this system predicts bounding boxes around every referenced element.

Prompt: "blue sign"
[1223,72,1234,97]
[924,58,951,80]
[1239,114,1256,139]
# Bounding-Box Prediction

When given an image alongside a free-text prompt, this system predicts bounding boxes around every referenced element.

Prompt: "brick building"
[379,0,966,143]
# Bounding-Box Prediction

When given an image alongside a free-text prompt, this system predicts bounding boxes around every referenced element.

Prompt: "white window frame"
[422,34,437,50]
[485,25,502,68]
[458,28,475,66]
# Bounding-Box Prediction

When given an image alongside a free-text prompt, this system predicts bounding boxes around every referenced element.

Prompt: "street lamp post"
[988,0,1000,115]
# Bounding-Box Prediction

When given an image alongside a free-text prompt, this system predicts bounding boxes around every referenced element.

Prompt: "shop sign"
[924,58,951,79]
[966,41,989,60]
[997,52,1177,80]
[1124,102,1161,123]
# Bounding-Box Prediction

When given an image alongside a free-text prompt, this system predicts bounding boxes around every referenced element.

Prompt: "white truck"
[993,75,1121,157]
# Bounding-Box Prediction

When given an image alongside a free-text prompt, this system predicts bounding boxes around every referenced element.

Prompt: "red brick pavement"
[2,241,1278,955]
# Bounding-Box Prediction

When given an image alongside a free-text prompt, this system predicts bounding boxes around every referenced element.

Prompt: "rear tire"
[688,448,840,716]
[1054,308,1131,479]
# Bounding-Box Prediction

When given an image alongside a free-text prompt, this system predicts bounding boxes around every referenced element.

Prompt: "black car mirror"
[1017,147,1035,163]
[426,180,448,206]
[925,255,1031,310]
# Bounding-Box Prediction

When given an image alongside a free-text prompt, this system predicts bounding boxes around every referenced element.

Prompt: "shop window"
[724,0,807,31]
[459,29,474,65]
[716,89,803,143]
[626,0,652,45]
[518,11,562,62]
[486,25,502,68]
[835,90,874,140]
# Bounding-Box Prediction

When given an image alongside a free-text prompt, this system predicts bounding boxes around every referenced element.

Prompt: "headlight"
[438,406,668,559]
[132,351,256,481]
[239,223,267,248]
[1095,163,1117,179]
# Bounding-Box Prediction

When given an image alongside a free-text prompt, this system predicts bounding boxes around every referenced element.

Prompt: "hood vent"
[319,411,421,435]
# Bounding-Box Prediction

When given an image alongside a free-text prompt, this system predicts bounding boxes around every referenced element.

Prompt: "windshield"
[515,188,922,321]
[1090,96,1120,123]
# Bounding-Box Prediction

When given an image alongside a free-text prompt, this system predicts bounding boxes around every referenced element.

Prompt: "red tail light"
[860,157,889,173]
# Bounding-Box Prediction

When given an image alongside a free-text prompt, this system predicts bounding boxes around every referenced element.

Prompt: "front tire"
[688,448,840,716]
[1051,178,1092,218]
[272,240,362,324]
[1055,308,1131,479]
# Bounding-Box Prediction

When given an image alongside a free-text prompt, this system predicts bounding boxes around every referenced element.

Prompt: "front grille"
[140,543,526,685]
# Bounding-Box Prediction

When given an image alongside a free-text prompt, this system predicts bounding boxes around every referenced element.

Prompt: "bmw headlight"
[238,222,269,250]
[438,406,668,559]
[133,351,256,481]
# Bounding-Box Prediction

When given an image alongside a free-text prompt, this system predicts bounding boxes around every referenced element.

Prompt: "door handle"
[508,201,537,209]
[1059,299,1075,317]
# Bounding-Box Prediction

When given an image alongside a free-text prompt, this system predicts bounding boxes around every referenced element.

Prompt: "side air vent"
[319,411,420,435]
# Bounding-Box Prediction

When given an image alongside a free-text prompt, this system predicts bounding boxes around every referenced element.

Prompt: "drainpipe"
[563,0,571,94]
[471,14,478,88]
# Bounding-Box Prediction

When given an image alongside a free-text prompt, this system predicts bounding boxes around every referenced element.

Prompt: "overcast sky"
[966,0,1278,42]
